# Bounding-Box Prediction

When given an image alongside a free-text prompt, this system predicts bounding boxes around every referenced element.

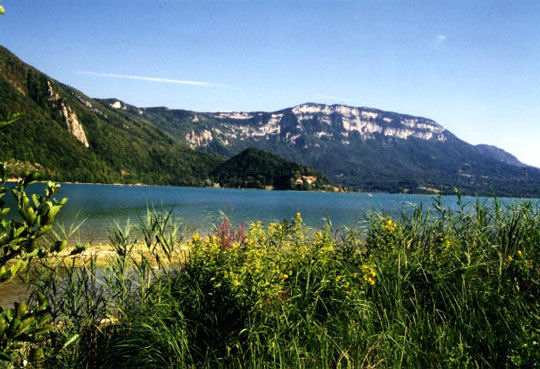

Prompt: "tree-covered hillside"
[211,148,333,191]
[117,103,540,197]
[2,44,540,196]
[0,45,223,185]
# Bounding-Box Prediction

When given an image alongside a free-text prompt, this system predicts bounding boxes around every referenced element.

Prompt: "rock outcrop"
[47,81,89,148]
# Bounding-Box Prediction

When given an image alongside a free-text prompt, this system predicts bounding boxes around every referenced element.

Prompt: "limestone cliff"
[47,81,89,148]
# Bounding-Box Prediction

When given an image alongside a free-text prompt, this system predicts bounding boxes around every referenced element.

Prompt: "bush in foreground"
[26,200,540,368]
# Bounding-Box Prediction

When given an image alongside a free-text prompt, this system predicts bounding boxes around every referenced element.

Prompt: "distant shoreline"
[5,179,540,199]
[6,179,350,193]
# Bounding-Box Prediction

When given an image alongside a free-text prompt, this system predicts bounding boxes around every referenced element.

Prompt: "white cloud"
[433,34,448,49]
[78,71,228,88]
[433,34,448,48]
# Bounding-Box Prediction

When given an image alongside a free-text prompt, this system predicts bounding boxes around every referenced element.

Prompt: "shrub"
[25,201,540,368]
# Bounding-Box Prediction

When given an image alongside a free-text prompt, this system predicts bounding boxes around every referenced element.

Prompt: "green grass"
[20,199,540,368]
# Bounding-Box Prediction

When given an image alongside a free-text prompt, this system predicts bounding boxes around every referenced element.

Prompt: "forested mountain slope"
[0,46,222,185]
[2,45,539,197]
[106,99,540,196]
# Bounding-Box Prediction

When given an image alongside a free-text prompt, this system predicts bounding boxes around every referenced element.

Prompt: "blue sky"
[2,0,540,167]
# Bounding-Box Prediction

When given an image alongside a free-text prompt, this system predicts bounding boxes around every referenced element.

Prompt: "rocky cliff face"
[1,44,538,196]
[47,81,89,148]
[0,45,223,186]
[119,101,540,195]
[181,103,449,149]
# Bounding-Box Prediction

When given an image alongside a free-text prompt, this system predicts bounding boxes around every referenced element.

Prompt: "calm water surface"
[7,183,537,243]
[1,183,538,306]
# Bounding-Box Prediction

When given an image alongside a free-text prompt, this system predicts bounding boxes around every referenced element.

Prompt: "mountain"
[0,45,223,185]
[211,148,334,191]
[1,45,539,197]
[108,100,540,197]
[475,144,526,168]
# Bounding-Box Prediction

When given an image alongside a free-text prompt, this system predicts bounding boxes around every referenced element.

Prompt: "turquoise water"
[1,183,538,306]
[7,183,536,243]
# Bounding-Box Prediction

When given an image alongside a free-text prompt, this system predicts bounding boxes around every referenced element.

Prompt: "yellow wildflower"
[192,233,201,242]
[517,250,523,256]
[380,216,397,232]
[361,264,377,285]
[296,212,303,223]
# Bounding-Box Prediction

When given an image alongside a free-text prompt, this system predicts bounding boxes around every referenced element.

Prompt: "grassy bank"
[7,199,540,368]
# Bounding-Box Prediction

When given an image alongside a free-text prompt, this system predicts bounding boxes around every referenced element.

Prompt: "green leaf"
[36,224,53,236]
[21,193,30,210]
[7,318,21,336]
[33,323,54,335]
[10,262,24,280]
[37,313,51,327]
[51,240,68,253]
[62,334,80,350]
[0,318,7,336]
[0,350,12,362]
[0,269,13,282]
[23,207,36,224]
[70,244,87,255]
[5,308,13,320]
[48,204,63,219]
[31,193,40,207]
[23,172,41,186]
[15,302,27,319]
[29,348,44,363]
[37,292,48,310]
[15,316,35,336]
[13,225,25,237]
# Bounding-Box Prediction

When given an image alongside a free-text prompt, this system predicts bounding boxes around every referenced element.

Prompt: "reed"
[22,199,539,368]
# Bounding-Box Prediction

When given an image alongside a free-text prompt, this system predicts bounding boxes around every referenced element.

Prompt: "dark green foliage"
[0,45,223,186]
[0,169,85,365]
[0,107,87,366]
[475,144,526,167]
[24,201,540,368]
[120,104,540,197]
[364,200,540,367]
[211,148,330,190]
[1,45,339,194]
[2,44,539,195]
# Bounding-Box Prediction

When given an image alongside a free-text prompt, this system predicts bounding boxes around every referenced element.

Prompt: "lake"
[1,183,538,307]
[5,183,538,243]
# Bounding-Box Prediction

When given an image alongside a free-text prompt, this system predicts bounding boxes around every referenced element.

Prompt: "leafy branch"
[0,113,22,129]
